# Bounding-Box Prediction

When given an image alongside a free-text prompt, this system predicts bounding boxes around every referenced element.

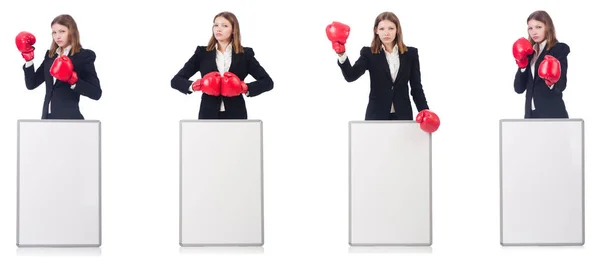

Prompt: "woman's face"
[213,16,233,43]
[528,19,546,43]
[52,23,70,48]
[376,19,397,46]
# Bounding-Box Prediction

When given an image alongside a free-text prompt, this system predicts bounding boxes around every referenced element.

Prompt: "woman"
[171,11,274,119]
[17,14,102,120]
[326,11,439,133]
[512,10,570,119]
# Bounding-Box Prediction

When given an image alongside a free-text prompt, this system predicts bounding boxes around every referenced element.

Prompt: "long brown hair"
[49,14,81,58]
[527,10,557,50]
[206,11,244,54]
[370,12,408,54]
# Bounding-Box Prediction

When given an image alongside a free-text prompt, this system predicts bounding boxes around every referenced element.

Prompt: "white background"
[0,0,597,260]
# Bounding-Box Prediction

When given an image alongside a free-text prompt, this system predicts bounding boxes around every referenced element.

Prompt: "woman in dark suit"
[326,12,439,133]
[17,14,102,120]
[171,11,274,119]
[512,10,569,119]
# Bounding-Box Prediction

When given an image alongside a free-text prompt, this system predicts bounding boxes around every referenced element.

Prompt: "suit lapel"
[205,49,218,72]
[393,51,407,85]
[44,54,57,84]
[228,50,239,74]
[376,51,394,84]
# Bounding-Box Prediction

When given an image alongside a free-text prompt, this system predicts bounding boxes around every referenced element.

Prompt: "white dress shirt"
[383,45,400,113]
[215,43,232,111]
[24,45,77,114]
[338,45,400,113]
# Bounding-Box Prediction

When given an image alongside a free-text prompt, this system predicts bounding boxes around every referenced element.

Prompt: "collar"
[57,45,72,56]
[381,44,398,54]
[216,42,232,54]
[534,40,547,52]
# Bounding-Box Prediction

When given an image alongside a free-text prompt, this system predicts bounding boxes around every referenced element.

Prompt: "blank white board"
[180,120,264,246]
[500,119,584,246]
[17,120,101,247]
[349,121,432,246]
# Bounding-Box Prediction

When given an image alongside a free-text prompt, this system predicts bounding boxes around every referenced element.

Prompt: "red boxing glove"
[326,21,350,54]
[16,31,36,62]
[221,72,248,97]
[512,37,533,69]
[50,56,78,85]
[538,55,561,86]
[416,109,440,133]
[192,71,222,96]
[332,42,345,54]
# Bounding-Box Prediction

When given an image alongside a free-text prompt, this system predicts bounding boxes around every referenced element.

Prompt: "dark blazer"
[23,48,102,119]
[338,46,429,120]
[171,46,274,119]
[514,42,570,118]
